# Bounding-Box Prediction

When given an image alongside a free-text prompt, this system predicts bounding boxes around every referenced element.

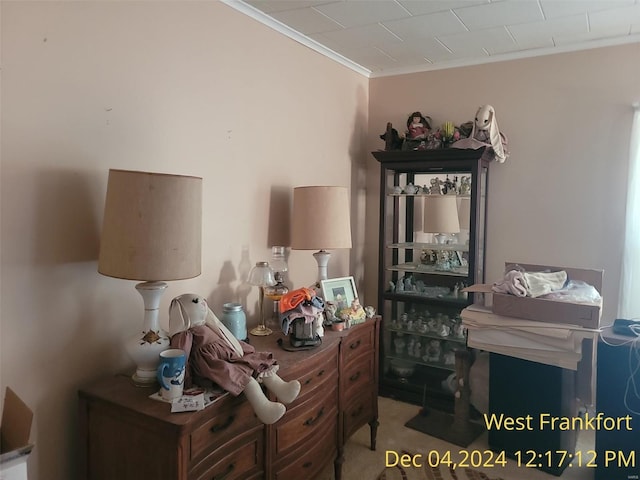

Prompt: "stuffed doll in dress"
[168,293,300,424]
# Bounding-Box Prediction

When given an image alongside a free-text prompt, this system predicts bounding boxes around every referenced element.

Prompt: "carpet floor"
[317,396,595,480]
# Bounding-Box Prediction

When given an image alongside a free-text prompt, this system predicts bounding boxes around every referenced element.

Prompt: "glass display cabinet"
[372,147,490,409]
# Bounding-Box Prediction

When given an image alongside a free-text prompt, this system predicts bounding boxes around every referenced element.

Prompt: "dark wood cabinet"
[78,316,380,480]
[373,148,489,408]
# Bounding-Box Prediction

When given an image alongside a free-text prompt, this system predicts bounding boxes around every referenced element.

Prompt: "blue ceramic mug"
[157,349,186,401]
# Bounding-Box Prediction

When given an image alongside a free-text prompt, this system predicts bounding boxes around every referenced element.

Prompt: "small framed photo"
[321,276,358,312]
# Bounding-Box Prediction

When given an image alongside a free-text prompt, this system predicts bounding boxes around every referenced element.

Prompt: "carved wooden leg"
[334,446,345,480]
[369,418,379,450]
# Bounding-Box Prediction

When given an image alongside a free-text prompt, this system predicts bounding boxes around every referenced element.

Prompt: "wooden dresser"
[78,316,380,480]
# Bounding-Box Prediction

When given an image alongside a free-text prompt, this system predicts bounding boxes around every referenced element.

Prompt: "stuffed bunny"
[168,293,300,424]
[451,104,508,163]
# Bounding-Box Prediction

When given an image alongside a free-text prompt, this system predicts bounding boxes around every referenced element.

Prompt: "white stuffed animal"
[452,104,508,163]
[169,293,300,424]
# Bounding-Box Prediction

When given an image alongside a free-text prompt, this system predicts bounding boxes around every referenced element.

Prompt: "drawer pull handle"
[350,340,361,350]
[350,371,361,382]
[303,407,325,426]
[212,462,234,480]
[304,369,325,386]
[303,461,313,469]
[210,415,235,433]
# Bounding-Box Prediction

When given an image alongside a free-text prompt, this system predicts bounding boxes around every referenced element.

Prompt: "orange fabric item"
[280,287,314,312]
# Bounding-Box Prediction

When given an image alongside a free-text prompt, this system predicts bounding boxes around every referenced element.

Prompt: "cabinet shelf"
[386,354,458,372]
[385,325,466,344]
[374,147,489,408]
[382,291,469,306]
[387,242,469,252]
[388,263,468,276]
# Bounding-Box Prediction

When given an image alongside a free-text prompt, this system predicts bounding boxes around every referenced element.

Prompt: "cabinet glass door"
[374,149,489,408]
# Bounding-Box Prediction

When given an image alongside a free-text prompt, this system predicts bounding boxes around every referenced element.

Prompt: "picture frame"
[321,276,358,312]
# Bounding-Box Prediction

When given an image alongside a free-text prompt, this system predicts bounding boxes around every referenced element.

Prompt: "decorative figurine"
[403,111,432,151]
[168,293,301,424]
[459,176,471,195]
[429,177,443,194]
[451,104,508,163]
[380,122,403,151]
[403,183,419,194]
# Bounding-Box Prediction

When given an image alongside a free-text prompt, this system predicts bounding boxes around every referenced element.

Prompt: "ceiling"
[224,0,640,77]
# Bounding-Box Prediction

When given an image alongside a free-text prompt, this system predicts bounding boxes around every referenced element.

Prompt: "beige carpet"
[317,396,595,480]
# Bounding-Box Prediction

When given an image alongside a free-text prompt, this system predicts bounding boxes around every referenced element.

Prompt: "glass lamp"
[98,169,202,386]
[265,246,289,331]
[248,261,276,336]
[291,186,352,285]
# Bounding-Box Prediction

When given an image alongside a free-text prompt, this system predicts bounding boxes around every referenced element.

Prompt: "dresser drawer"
[273,417,337,480]
[289,348,338,406]
[343,353,374,400]
[190,427,264,480]
[341,322,374,366]
[343,389,375,440]
[190,398,260,463]
[273,384,338,456]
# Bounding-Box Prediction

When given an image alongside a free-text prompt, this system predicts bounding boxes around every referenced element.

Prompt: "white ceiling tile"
[397,0,488,16]
[271,7,343,34]
[310,23,403,50]
[383,10,468,40]
[313,1,411,28]
[589,3,640,30]
[455,0,544,30]
[508,13,588,45]
[539,0,634,19]
[243,1,337,14]
[438,26,516,56]
[380,39,455,65]
[554,25,632,45]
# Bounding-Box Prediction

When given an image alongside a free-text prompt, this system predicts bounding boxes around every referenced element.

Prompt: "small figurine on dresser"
[168,293,301,424]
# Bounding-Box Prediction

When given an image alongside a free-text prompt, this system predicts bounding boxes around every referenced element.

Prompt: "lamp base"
[250,325,273,336]
[126,281,171,386]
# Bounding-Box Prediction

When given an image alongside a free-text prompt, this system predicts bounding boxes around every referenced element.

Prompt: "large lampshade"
[98,169,202,280]
[291,186,352,283]
[423,194,459,244]
[98,169,202,385]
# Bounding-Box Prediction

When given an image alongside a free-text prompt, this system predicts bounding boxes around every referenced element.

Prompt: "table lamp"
[423,194,460,244]
[248,261,276,336]
[98,169,202,385]
[291,186,352,285]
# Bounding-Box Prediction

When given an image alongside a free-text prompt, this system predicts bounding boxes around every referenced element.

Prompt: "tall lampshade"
[423,194,460,244]
[291,186,352,284]
[248,261,276,336]
[98,169,202,385]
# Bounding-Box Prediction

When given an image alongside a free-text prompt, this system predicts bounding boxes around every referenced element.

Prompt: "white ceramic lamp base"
[126,281,171,386]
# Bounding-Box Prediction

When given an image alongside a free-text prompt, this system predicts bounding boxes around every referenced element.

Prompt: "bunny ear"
[169,296,189,337]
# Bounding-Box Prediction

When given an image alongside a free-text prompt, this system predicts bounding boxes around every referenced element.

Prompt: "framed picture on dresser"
[321,276,357,311]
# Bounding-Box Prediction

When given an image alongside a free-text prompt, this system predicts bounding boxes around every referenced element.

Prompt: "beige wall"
[365,43,640,323]
[0,2,368,479]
